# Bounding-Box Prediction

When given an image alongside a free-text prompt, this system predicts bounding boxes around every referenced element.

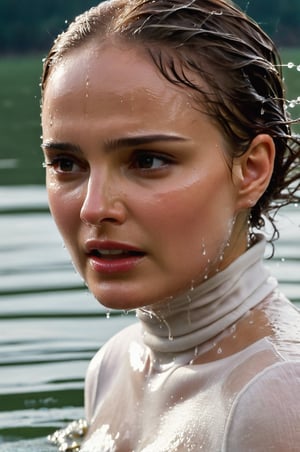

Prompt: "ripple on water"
[0,187,299,445]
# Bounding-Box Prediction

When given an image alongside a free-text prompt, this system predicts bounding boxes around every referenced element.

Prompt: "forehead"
[41,39,224,145]
[43,41,185,111]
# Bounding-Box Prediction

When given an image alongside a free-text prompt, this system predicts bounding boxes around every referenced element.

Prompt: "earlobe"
[233,134,275,211]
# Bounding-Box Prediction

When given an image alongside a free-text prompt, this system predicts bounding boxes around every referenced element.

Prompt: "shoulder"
[84,322,142,422]
[223,360,300,452]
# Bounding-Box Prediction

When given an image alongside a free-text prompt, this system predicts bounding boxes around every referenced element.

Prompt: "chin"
[90,289,144,311]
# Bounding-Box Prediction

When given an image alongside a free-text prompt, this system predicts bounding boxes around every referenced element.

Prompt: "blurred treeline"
[0,0,299,54]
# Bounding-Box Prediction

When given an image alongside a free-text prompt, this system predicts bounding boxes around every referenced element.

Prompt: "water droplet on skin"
[230,324,236,334]
[217,347,222,354]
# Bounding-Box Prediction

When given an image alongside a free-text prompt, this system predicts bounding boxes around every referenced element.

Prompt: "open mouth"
[90,249,145,259]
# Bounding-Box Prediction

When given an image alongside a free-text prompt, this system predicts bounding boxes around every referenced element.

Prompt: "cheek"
[47,183,82,238]
[135,175,237,265]
[138,176,234,232]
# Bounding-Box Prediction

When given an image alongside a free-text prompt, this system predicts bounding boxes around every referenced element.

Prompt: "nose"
[80,172,126,226]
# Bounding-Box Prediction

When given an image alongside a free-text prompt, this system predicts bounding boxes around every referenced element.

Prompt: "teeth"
[98,249,126,256]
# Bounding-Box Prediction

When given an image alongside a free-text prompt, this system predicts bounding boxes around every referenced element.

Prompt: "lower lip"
[89,254,144,274]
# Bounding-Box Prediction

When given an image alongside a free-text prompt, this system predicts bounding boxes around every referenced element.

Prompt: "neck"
[137,234,277,365]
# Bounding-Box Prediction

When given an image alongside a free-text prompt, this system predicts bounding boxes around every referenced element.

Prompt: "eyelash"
[129,151,174,171]
[42,150,175,175]
[43,156,85,173]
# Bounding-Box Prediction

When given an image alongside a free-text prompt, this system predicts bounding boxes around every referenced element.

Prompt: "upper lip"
[84,240,145,256]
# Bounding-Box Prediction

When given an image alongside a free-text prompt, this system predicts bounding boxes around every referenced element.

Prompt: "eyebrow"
[41,141,82,153]
[41,134,189,153]
[104,134,189,150]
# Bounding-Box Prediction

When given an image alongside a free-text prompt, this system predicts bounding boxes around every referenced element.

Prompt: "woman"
[42,0,300,450]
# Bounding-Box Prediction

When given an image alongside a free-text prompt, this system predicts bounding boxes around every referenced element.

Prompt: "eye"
[130,151,172,170]
[43,156,84,174]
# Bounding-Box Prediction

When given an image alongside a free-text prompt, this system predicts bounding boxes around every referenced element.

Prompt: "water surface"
[0,186,299,450]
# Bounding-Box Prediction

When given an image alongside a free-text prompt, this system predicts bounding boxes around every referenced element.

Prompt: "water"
[0,186,137,450]
[0,186,299,451]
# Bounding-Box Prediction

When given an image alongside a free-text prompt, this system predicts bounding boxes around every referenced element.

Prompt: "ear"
[232,134,275,212]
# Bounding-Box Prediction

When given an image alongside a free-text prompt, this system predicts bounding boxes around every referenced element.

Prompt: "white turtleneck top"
[82,235,300,451]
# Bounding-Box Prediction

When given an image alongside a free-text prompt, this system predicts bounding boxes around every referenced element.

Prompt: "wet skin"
[41,40,250,311]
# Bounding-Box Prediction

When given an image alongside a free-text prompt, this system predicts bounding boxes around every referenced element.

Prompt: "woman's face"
[42,41,246,310]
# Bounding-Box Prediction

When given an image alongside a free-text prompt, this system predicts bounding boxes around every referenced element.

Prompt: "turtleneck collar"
[136,234,277,356]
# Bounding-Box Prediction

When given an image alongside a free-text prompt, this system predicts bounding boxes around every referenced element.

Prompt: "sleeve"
[222,361,300,452]
[84,322,141,423]
[84,343,107,424]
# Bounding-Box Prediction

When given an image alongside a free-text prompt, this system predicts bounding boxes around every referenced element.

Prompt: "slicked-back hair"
[42,0,300,243]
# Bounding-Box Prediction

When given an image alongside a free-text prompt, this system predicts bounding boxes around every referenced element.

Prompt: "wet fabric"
[83,235,300,451]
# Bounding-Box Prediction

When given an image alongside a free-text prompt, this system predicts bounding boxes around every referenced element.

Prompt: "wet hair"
[41,0,300,244]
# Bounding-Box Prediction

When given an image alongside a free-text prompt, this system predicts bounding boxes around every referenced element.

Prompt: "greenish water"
[0,186,137,449]
[0,52,299,450]
[0,186,299,450]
